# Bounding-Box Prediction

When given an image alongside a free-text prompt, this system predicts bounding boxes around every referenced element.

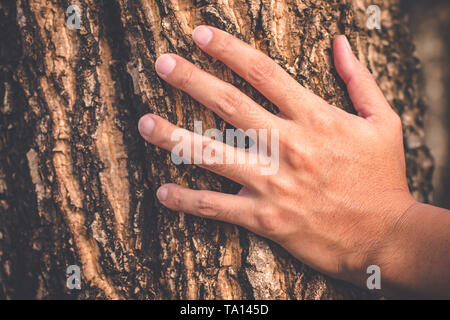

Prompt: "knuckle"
[254,208,281,235]
[309,111,336,132]
[214,87,243,119]
[283,140,307,169]
[265,175,295,197]
[196,196,219,217]
[247,54,276,85]
[178,66,195,91]
[199,150,224,173]
[214,34,234,59]
[200,139,223,166]
[201,138,215,150]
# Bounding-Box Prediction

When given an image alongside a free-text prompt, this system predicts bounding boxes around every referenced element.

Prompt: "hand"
[138,26,417,289]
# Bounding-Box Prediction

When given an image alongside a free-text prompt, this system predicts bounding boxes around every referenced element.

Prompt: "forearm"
[377,202,450,299]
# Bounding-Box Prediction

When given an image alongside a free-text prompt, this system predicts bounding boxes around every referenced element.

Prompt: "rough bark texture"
[0,0,433,299]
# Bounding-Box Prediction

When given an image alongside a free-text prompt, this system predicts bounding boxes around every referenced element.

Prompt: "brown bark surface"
[0,0,433,299]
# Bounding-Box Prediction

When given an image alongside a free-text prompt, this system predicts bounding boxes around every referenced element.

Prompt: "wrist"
[370,200,450,298]
[368,197,420,293]
[343,190,418,292]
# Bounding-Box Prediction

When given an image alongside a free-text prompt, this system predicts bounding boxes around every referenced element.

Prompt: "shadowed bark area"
[0,0,432,299]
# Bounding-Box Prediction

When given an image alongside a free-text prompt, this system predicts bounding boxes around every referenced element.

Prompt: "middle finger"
[155,53,282,132]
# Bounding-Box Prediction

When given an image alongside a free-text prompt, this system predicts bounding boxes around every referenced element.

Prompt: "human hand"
[138,26,417,288]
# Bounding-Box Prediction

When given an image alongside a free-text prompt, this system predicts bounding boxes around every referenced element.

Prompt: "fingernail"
[155,54,176,76]
[193,26,213,47]
[138,115,155,138]
[157,186,168,201]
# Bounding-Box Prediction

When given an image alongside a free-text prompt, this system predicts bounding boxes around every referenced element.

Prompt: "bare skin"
[138,26,450,299]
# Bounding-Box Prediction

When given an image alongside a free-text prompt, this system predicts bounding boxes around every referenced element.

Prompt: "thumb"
[333,35,392,121]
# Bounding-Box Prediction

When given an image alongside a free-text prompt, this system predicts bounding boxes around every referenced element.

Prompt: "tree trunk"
[0,0,433,299]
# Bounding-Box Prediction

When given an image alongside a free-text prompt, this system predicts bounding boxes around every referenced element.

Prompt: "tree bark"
[0,0,433,299]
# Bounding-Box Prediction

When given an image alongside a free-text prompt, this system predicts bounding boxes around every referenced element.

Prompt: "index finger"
[192,25,327,121]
